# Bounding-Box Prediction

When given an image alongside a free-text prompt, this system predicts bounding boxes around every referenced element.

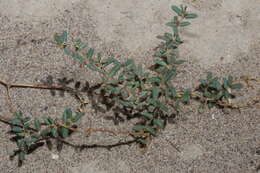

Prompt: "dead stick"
[0,79,64,90]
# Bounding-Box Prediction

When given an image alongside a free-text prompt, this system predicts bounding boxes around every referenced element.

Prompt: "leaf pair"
[171,5,198,19]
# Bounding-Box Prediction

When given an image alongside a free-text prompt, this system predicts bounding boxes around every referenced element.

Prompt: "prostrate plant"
[54,5,242,144]
[2,5,245,166]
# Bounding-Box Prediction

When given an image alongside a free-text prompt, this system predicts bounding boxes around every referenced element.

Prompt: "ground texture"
[0,0,259,173]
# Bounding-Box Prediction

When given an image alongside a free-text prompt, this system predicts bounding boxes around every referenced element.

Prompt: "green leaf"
[43,117,51,125]
[230,83,243,89]
[124,59,134,66]
[204,91,213,98]
[199,79,207,87]
[25,137,36,146]
[61,31,68,43]
[139,91,149,98]
[121,90,129,99]
[54,34,62,45]
[152,87,161,100]
[167,57,177,64]
[147,77,161,83]
[34,118,41,131]
[120,101,134,108]
[51,128,58,138]
[173,59,185,65]
[153,119,164,129]
[140,81,145,89]
[15,111,23,118]
[63,48,84,63]
[132,125,145,131]
[166,42,179,49]
[23,117,31,123]
[155,66,167,74]
[185,13,198,19]
[148,105,155,112]
[108,64,121,77]
[223,90,231,98]
[209,79,222,90]
[170,87,177,97]
[175,34,182,43]
[17,132,25,137]
[164,68,177,82]
[164,32,173,39]
[102,57,116,67]
[43,117,54,126]
[171,5,182,16]
[136,102,146,109]
[72,53,84,63]
[17,139,25,148]
[136,64,144,77]
[157,33,173,41]
[23,123,31,129]
[166,22,177,27]
[154,50,165,57]
[126,73,136,80]
[179,21,191,27]
[31,134,40,139]
[61,127,69,138]
[107,85,120,94]
[182,88,191,104]
[40,128,51,137]
[63,47,72,55]
[145,126,156,136]
[166,87,177,98]
[54,31,67,45]
[97,52,102,62]
[86,48,94,60]
[64,109,72,120]
[11,118,22,125]
[154,59,167,66]
[141,111,153,119]
[118,72,125,81]
[29,137,38,144]
[85,63,101,72]
[168,49,179,56]
[148,98,160,107]
[74,39,87,51]
[11,126,23,133]
[159,102,169,112]
[223,77,229,88]
[72,114,84,123]
[47,117,54,125]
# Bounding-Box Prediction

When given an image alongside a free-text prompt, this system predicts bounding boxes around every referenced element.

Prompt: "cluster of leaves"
[197,72,243,108]
[53,5,243,144]
[9,109,83,166]
[53,5,198,142]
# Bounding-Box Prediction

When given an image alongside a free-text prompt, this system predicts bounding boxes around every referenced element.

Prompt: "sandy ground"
[0,0,259,172]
